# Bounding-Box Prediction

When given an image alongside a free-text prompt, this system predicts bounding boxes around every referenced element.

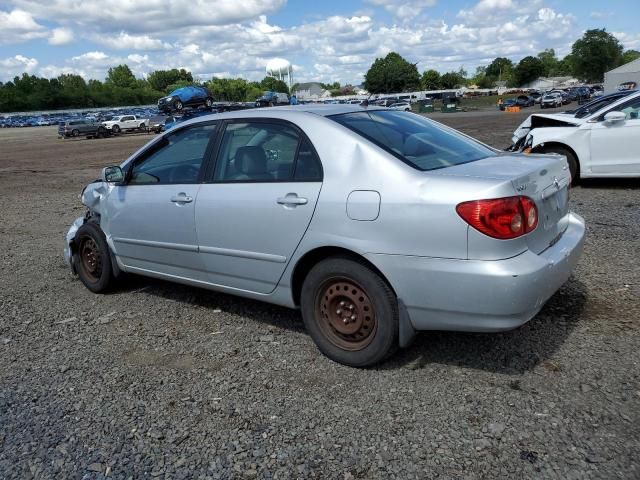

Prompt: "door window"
[129,123,217,185]
[212,121,322,182]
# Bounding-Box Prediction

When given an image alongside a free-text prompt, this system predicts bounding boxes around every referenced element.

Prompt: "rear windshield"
[330,110,494,171]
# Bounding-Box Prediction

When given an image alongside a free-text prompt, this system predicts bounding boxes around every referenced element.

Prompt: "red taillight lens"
[456,196,538,239]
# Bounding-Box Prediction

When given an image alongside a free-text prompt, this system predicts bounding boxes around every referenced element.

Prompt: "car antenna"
[361,92,373,107]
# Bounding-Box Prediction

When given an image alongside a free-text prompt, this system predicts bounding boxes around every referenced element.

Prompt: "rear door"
[195,119,323,294]
[589,95,640,175]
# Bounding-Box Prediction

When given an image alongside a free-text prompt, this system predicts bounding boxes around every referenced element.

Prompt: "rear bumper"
[366,212,585,332]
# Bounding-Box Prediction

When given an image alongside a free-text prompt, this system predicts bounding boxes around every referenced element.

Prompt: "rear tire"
[73,222,115,293]
[541,145,579,183]
[300,257,398,367]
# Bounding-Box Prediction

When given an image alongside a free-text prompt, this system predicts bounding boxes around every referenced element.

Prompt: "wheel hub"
[317,279,376,351]
[80,238,101,281]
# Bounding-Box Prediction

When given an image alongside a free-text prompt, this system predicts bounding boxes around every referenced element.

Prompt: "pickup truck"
[58,119,110,139]
[101,115,148,134]
[255,91,289,107]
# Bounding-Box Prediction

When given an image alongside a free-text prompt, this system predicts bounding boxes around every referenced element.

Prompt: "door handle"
[277,194,308,206]
[171,193,193,204]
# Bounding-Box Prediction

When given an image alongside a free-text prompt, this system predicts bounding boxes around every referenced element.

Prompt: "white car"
[388,102,412,111]
[511,90,640,181]
[102,115,148,134]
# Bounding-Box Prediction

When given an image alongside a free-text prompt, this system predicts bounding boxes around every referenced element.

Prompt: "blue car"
[157,86,214,112]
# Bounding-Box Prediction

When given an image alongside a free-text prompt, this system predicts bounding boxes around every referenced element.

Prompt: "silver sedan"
[64,105,585,367]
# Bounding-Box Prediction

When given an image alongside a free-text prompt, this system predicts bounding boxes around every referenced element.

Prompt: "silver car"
[64,105,585,367]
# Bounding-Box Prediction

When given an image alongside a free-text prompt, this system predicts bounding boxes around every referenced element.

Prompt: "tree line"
[0,64,290,113]
[363,29,639,94]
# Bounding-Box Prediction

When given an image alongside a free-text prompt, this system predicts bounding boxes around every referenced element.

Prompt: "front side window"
[331,110,494,171]
[129,123,217,185]
[213,121,322,182]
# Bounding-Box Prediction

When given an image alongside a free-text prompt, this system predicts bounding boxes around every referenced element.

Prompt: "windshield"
[574,93,631,118]
[330,110,494,171]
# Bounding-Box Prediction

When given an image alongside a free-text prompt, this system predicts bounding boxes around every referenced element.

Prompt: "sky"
[0,0,638,85]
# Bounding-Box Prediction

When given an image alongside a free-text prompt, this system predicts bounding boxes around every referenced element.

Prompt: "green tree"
[321,81,340,90]
[106,64,137,88]
[363,52,420,93]
[147,68,193,92]
[570,29,623,82]
[260,76,289,93]
[440,71,465,89]
[513,56,545,86]
[537,48,559,76]
[485,57,513,82]
[421,69,441,90]
[622,49,640,65]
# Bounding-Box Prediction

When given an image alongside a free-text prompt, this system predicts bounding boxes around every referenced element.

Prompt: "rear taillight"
[456,196,538,239]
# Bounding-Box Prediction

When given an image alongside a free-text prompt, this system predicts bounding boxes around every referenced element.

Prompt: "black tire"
[205,97,213,107]
[541,145,579,183]
[174,100,183,110]
[139,123,146,130]
[112,125,120,134]
[268,102,274,107]
[72,129,79,137]
[73,222,115,293]
[300,257,398,367]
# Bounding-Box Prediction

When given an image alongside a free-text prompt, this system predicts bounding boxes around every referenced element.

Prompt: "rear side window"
[331,110,493,171]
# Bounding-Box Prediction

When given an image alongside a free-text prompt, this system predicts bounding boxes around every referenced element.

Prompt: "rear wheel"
[541,145,579,183]
[300,257,398,367]
[73,222,115,293]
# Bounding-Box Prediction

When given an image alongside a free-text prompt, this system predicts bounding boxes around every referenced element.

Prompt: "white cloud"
[94,31,171,51]
[11,0,286,32]
[0,8,46,44]
[72,51,109,62]
[0,54,38,77]
[367,0,437,20]
[48,27,73,45]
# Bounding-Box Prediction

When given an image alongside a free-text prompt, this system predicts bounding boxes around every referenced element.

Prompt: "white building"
[604,58,640,94]
[293,82,329,100]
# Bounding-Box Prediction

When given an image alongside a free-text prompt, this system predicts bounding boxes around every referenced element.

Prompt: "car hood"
[511,113,582,144]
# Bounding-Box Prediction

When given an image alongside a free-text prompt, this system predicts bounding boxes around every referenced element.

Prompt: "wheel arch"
[531,141,581,176]
[290,246,397,307]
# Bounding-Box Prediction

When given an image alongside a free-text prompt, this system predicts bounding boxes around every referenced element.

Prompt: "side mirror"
[101,166,124,183]
[604,111,626,124]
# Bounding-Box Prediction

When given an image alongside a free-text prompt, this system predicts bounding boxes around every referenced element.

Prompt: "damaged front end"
[507,114,580,152]
[63,180,110,273]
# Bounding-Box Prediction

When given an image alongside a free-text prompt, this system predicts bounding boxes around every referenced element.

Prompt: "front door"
[590,95,640,175]
[195,120,323,294]
[103,123,218,280]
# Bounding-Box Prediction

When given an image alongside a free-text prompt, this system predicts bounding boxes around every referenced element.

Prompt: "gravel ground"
[0,108,638,479]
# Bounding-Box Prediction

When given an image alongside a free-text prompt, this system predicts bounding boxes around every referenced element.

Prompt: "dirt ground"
[0,107,639,479]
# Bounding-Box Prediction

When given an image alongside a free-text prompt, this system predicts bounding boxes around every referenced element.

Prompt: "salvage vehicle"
[388,101,412,111]
[158,86,214,112]
[540,92,563,109]
[255,91,289,107]
[510,90,640,181]
[64,105,585,367]
[102,115,148,134]
[58,119,110,139]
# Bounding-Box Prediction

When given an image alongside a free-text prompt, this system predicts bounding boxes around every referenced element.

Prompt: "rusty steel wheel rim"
[316,277,377,351]
[80,237,102,282]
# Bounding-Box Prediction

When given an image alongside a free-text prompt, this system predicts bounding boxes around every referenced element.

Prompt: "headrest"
[236,146,267,174]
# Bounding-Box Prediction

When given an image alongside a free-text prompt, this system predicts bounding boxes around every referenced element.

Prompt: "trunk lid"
[433,153,571,254]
